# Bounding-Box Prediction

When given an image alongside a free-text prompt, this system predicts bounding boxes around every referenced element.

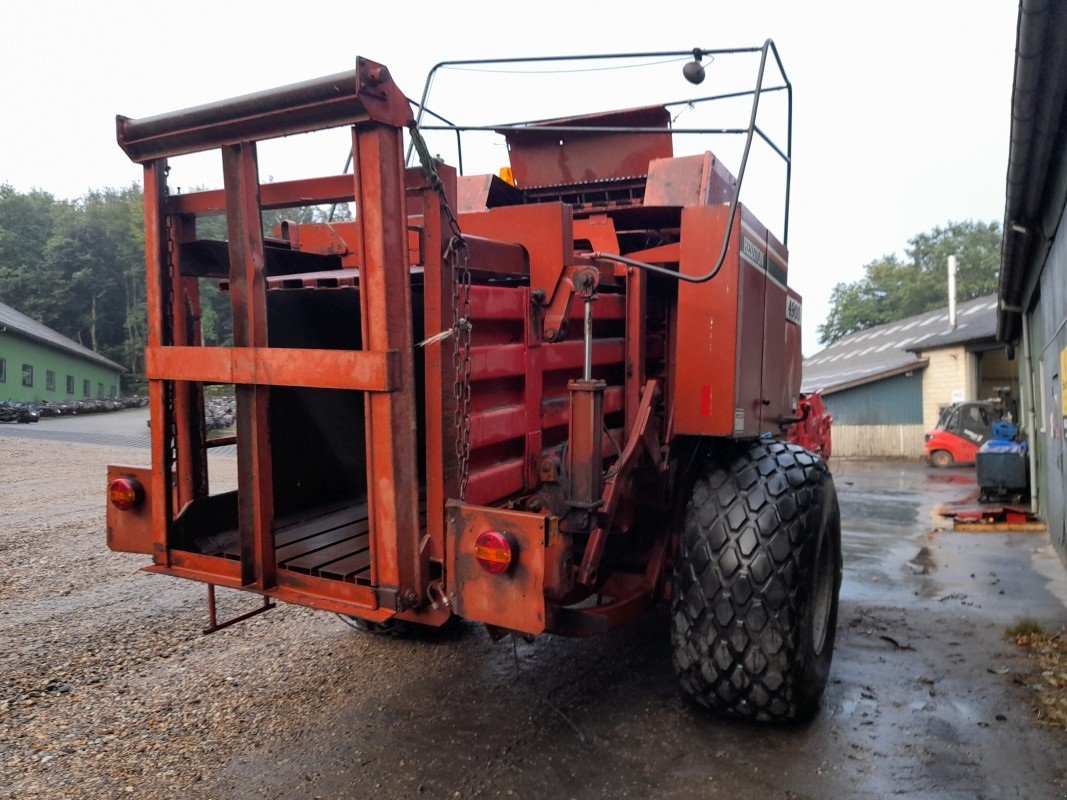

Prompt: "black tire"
[930,450,954,469]
[671,439,842,722]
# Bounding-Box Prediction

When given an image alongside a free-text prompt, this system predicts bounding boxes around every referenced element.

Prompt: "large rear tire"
[671,440,841,722]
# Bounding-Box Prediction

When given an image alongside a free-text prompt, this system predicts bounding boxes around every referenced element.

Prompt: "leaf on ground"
[1006,628,1067,729]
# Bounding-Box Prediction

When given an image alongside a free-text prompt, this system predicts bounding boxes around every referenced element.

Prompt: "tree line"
[0,183,346,382]
[0,183,148,375]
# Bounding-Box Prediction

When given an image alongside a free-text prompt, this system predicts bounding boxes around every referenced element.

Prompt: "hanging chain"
[409,123,473,500]
[448,237,472,500]
[161,174,178,468]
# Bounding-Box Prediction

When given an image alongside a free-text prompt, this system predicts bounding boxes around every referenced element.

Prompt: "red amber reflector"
[474,530,513,574]
[108,477,143,511]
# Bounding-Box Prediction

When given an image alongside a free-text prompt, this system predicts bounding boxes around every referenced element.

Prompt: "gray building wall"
[1024,219,1067,559]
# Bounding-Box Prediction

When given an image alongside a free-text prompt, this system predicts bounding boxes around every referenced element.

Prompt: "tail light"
[474,530,514,574]
[108,477,144,511]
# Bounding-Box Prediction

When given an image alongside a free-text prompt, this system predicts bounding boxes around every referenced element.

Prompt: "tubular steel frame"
[409,41,793,246]
[126,59,423,619]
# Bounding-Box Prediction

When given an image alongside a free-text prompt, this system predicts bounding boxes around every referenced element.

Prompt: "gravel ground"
[4,425,1067,799]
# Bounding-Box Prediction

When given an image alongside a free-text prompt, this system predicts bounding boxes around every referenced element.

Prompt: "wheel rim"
[811,530,834,656]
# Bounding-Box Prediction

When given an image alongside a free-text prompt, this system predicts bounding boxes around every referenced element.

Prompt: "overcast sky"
[0,1,1017,355]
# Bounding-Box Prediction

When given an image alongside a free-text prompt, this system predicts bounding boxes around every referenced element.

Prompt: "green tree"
[41,187,145,368]
[0,184,56,314]
[0,181,354,376]
[817,220,1002,345]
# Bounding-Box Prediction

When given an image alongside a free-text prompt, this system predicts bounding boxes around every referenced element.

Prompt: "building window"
[110,385,116,398]
[22,364,33,387]
[66,375,75,394]
[83,379,90,398]
[46,370,56,392]
[0,358,5,383]
[98,382,104,399]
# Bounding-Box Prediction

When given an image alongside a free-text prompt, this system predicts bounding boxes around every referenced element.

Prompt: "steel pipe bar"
[118,59,413,163]
[145,346,398,391]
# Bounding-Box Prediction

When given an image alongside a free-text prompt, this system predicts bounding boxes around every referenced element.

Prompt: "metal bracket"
[203,583,275,635]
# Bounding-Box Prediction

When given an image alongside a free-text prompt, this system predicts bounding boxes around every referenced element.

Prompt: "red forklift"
[924,401,996,467]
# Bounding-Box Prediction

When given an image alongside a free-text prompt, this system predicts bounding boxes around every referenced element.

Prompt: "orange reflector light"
[108,477,143,511]
[474,530,514,574]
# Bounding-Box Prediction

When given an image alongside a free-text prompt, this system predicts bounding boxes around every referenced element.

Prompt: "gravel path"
[4,435,1067,799]
[0,439,314,800]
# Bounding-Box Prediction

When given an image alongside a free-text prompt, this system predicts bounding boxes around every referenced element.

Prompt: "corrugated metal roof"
[0,300,124,372]
[802,294,998,394]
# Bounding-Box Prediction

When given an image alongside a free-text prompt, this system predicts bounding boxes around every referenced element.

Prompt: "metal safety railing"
[406,42,792,283]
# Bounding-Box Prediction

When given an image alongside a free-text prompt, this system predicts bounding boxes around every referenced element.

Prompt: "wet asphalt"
[5,413,1067,799]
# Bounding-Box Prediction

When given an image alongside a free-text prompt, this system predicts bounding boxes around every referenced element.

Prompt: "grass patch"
[1007,617,1046,638]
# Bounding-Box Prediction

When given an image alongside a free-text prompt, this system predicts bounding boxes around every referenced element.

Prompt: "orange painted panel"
[105,465,153,555]
[673,206,738,436]
[447,503,553,635]
[145,346,397,391]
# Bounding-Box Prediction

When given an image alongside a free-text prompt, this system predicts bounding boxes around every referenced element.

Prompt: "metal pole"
[1021,313,1040,515]
[583,299,594,381]
[948,255,958,330]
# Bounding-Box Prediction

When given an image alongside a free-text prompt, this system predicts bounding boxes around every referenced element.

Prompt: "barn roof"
[802,294,998,394]
[0,300,125,372]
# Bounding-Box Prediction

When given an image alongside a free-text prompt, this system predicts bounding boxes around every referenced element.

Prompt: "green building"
[0,301,124,404]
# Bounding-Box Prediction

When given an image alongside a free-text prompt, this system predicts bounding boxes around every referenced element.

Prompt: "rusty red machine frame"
[108,45,819,642]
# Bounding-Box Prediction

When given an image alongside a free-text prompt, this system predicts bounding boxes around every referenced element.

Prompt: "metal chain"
[409,123,473,500]
[161,178,177,468]
[448,236,473,500]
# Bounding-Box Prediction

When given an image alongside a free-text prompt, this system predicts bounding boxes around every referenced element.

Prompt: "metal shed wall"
[824,372,923,425]
[1025,217,1067,560]
[822,372,925,458]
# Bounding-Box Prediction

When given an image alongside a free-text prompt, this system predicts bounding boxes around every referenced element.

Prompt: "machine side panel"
[735,209,768,436]
[673,206,738,436]
[782,285,804,418]
[760,223,791,428]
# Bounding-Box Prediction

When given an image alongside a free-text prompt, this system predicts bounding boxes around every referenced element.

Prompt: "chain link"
[161,174,177,468]
[409,124,473,501]
[448,236,473,501]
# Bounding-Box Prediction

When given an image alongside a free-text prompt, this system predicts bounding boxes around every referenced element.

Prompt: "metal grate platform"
[201,500,426,584]
[206,503,372,584]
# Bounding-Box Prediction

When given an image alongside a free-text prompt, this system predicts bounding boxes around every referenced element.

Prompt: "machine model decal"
[740,235,766,270]
[786,297,802,326]
[739,228,788,289]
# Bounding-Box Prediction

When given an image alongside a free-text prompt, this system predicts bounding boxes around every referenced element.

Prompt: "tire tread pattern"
[672,440,835,721]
